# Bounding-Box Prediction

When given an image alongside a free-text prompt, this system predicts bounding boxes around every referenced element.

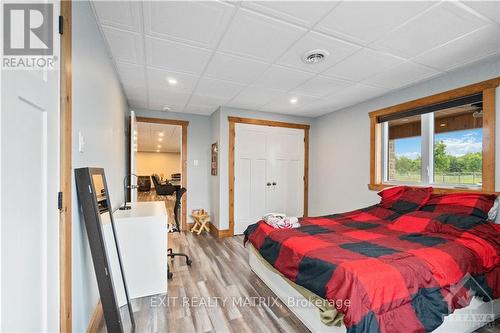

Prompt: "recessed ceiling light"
[158,138,163,142]
[302,49,329,64]
[290,97,298,104]
[440,123,447,127]
[158,132,164,137]
[401,118,409,122]
[162,105,173,112]
[156,149,160,153]
[157,144,161,148]
[166,77,177,85]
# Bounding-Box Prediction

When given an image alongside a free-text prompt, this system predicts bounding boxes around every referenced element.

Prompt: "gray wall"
[72,1,130,331]
[212,107,313,230]
[309,56,500,217]
[133,109,212,220]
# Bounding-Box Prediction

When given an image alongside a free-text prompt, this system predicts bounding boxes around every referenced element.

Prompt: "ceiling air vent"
[302,49,329,64]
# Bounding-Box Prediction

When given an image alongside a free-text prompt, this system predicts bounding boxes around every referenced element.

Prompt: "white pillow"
[488,196,500,223]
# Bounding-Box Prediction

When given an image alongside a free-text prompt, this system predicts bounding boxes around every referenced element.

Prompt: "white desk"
[103,201,168,306]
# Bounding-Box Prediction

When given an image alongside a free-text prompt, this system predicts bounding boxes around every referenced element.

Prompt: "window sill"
[368,183,498,195]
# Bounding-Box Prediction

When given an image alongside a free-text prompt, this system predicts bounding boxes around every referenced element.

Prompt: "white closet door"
[267,127,304,217]
[234,124,304,234]
[234,125,269,234]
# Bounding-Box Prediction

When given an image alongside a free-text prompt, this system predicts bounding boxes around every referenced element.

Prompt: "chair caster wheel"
[168,272,173,279]
[186,259,192,266]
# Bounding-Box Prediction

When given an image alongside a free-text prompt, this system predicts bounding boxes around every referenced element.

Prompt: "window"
[386,114,422,183]
[433,106,483,187]
[369,78,498,193]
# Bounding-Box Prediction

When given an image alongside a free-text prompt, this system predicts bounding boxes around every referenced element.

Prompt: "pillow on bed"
[419,193,497,219]
[378,186,432,213]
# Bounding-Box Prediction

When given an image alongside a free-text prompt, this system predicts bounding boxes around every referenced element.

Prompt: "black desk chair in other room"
[151,174,177,196]
[167,187,191,279]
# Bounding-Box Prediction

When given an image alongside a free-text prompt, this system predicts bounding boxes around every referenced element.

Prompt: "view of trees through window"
[387,101,483,186]
[392,129,483,185]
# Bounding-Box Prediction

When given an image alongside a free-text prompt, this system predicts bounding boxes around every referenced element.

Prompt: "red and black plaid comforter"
[244,205,500,333]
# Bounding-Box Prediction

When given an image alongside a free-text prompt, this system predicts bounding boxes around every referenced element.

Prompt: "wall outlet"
[193,159,199,167]
[78,131,85,153]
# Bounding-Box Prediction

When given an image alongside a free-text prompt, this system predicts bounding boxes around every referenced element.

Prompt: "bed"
[244,188,500,333]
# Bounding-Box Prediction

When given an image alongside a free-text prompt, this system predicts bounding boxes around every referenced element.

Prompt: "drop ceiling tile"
[316,1,434,45]
[363,61,441,89]
[218,8,307,62]
[101,26,144,64]
[413,24,500,71]
[189,94,229,108]
[323,48,405,82]
[326,83,388,106]
[227,86,287,109]
[463,1,500,24]
[116,62,146,89]
[145,36,212,75]
[147,67,199,94]
[261,92,320,113]
[184,103,218,116]
[93,1,141,32]
[372,2,488,58]
[122,84,147,102]
[143,1,235,49]
[253,65,315,91]
[241,1,339,27]
[204,52,270,84]
[277,31,360,73]
[292,75,353,97]
[194,77,246,101]
[148,89,192,111]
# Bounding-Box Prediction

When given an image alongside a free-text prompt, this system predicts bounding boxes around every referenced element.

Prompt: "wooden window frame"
[369,77,500,194]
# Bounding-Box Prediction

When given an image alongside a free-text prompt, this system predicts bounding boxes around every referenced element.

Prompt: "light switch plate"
[193,159,199,166]
[78,131,85,153]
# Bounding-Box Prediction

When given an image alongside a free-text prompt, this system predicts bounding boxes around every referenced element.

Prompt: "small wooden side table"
[190,211,210,235]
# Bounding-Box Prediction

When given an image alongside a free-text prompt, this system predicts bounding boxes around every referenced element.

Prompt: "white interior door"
[234,124,304,234]
[130,111,137,202]
[234,125,269,234]
[0,5,60,331]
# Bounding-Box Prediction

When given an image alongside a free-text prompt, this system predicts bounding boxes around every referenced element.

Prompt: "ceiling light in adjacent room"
[157,144,162,148]
[158,132,164,137]
[162,105,172,112]
[166,77,177,85]
[440,123,447,127]
[156,149,160,153]
[158,138,163,142]
[290,97,298,104]
[302,49,329,64]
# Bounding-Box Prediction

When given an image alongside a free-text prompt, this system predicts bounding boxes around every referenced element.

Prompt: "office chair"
[167,187,191,279]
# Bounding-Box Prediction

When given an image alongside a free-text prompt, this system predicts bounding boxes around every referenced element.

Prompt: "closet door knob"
[272,182,277,186]
[266,182,271,186]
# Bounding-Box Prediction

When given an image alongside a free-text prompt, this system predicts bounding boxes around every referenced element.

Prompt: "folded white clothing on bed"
[262,213,300,229]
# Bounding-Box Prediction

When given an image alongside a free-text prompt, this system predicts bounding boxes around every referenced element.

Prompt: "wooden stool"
[190,210,210,235]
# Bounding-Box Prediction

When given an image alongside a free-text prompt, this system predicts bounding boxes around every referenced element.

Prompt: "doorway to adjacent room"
[131,116,189,230]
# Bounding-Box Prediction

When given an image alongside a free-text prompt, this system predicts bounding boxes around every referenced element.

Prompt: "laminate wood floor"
[98,231,500,333]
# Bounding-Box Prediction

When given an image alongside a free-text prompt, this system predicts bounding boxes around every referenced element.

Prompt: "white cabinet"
[106,201,168,306]
[234,124,305,234]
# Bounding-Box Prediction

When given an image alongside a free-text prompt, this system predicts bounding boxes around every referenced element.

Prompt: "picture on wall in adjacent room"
[211,142,218,176]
